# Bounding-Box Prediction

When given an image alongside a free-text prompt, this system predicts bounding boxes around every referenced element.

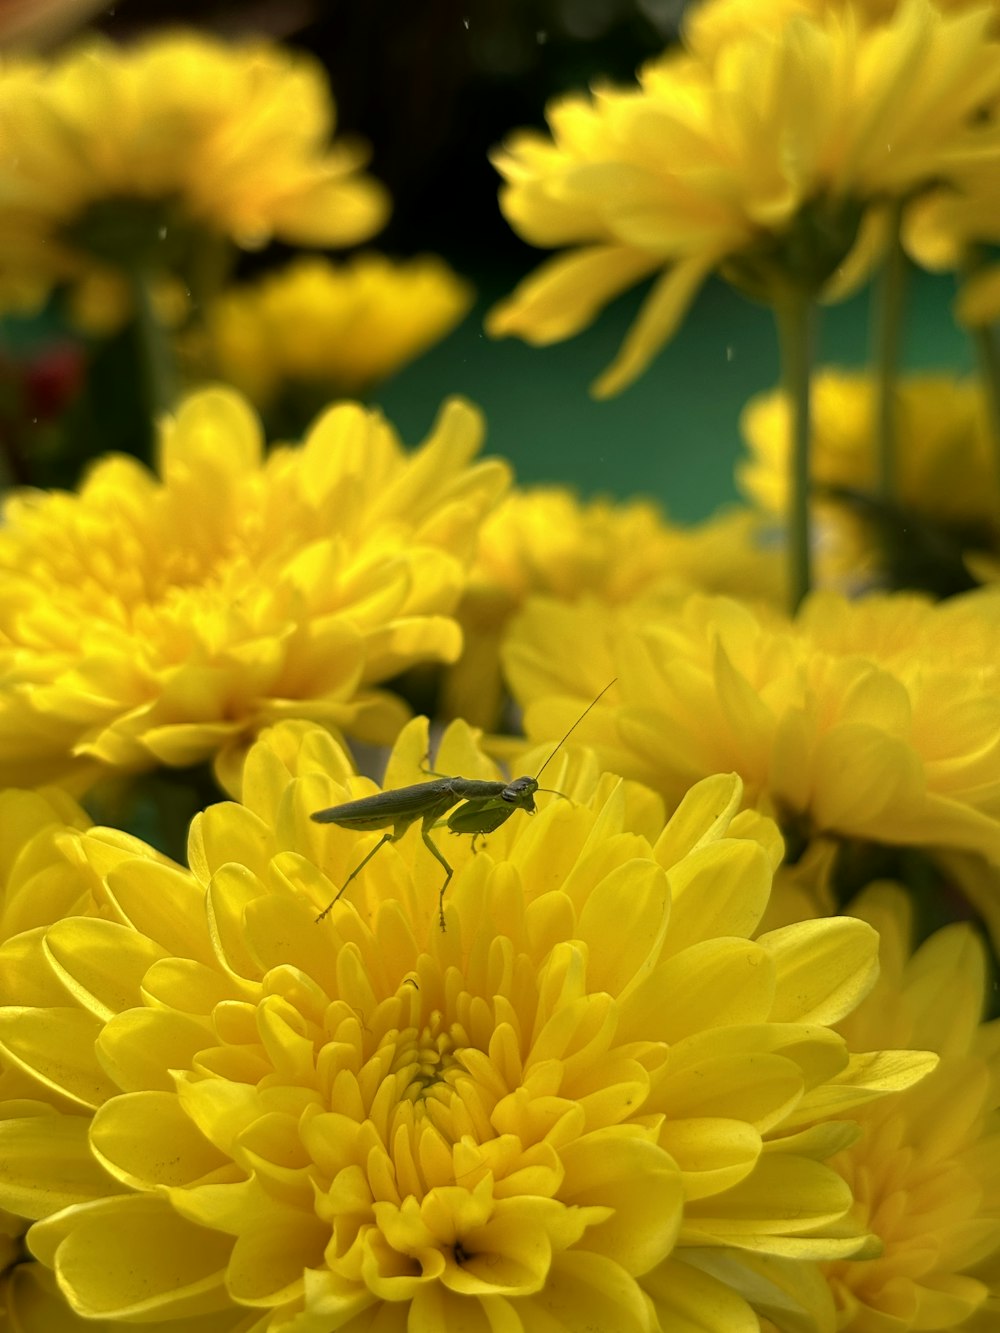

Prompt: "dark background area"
[26,0,976,517]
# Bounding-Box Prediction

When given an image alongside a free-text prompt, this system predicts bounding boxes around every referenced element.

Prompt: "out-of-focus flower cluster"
[488,0,1000,393]
[0,31,390,331]
[2,3,1000,1332]
[185,253,474,410]
[739,368,1000,590]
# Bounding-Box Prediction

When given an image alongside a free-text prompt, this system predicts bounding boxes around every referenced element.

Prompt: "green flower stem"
[774,286,817,615]
[872,198,909,502]
[0,421,29,490]
[186,230,234,331]
[960,247,1000,509]
[128,265,177,419]
[970,320,1000,506]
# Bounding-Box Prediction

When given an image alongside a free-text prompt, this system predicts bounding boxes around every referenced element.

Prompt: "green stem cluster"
[128,265,178,419]
[774,289,817,615]
[960,249,1000,507]
[872,200,909,504]
[971,322,1000,500]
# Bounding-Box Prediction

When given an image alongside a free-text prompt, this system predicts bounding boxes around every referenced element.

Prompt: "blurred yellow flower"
[825,884,1000,1330]
[0,388,508,791]
[906,148,1000,327]
[446,488,695,725]
[930,846,1000,956]
[659,505,863,604]
[468,492,798,617]
[488,0,1000,395]
[448,487,864,727]
[0,720,934,1331]
[955,261,1000,328]
[191,253,474,407]
[739,368,1000,554]
[505,587,1000,868]
[0,31,389,326]
[444,487,825,726]
[683,0,817,60]
[684,0,1000,61]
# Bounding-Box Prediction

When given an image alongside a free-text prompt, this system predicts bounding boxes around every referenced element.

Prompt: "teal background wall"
[376,268,974,523]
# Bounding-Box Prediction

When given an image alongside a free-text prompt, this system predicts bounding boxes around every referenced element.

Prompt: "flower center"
[393,1016,466,1107]
[61,195,195,267]
[826,1112,979,1312]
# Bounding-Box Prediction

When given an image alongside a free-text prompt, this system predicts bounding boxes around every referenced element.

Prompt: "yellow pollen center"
[392,1016,467,1108]
[827,1114,980,1310]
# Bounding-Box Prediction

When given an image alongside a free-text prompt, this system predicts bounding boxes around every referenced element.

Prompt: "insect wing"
[311,777,507,831]
[312,780,451,830]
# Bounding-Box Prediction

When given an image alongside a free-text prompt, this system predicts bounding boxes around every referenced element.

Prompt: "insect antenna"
[532,678,617,782]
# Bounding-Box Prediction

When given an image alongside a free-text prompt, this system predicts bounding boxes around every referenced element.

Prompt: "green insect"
[311,680,616,929]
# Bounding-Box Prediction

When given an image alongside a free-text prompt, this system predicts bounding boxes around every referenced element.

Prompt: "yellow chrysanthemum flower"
[818,884,1000,1331]
[0,387,508,791]
[683,0,817,61]
[504,587,1000,870]
[444,488,826,727]
[739,368,1000,553]
[447,488,699,726]
[905,149,1000,327]
[488,0,1000,395]
[683,0,1000,62]
[448,486,867,728]
[0,720,934,1332]
[190,253,474,409]
[465,491,796,614]
[0,31,389,326]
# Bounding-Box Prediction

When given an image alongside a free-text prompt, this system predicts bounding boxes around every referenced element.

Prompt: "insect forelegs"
[419,821,454,932]
[316,832,393,922]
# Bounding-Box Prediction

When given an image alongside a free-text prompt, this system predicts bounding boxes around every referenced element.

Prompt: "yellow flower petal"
[41,918,166,1022]
[651,1257,764,1331]
[89,1091,230,1191]
[0,1104,117,1219]
[0,1008,116,1109]
[759,918,879,1026]
[592,256,719,398]
[43,1194,233,1319]
[487,244,659,344]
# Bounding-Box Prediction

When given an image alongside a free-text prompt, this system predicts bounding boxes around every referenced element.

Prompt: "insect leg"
[431,818,485,853]
[316,832,393,922]
[419,819,455,932]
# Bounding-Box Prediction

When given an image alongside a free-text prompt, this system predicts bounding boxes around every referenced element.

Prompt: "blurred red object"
[0,341,86,486]
[18,343,86,420]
